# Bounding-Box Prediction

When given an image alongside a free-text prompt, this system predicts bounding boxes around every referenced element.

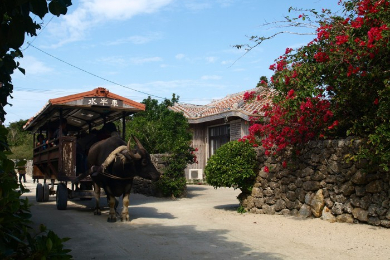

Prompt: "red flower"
[243,91,256,101]
[314,51,330,63]
[374,98,379,105]
[328,120,339,130]
[282,161,287,168]
[335,35,349,45]
[264,166,269,173]
[276,60,287,71]
[351,17,364,28]
[286,89,295,99]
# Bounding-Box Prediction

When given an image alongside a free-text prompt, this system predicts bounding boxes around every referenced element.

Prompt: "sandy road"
[22,179,390,260]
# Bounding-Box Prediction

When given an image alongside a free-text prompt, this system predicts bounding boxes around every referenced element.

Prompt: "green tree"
[0,1,72,259]
[126,95,195,197]
[7,119,33,160]
[1,0,72,121]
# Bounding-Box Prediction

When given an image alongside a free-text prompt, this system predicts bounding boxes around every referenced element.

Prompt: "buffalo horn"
[127,138,142,160]
[132,135,146,151]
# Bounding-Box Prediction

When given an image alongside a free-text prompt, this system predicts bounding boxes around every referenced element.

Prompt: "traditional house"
[169,87,273,181]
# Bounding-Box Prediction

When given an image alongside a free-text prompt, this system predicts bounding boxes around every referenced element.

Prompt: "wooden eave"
[23,87,145,133]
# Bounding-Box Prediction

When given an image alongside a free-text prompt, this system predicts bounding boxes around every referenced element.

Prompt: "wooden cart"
[24,87,145,209]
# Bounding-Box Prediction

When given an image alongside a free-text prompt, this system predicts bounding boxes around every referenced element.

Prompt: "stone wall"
[241,137,390,228]
[131,154,169,197]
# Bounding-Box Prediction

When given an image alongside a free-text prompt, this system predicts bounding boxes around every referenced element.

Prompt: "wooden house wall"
[230,119,241,141]
[241,120,249,136]
[187,123,207,173]
[184,117,250,180]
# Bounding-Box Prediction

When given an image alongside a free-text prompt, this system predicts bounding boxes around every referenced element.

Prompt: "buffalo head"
[127,135,161,181]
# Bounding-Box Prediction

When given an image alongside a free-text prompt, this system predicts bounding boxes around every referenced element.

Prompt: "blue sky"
[5,0,342,125]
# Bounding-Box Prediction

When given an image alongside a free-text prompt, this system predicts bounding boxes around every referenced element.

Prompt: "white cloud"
[48,0,174,47]
[201,75,221,80]
[18,56,53,75]
[96,56,127,67]
[206,56,217,63]
[83,0,173,20]
[175,54,185,60]
[130,56,162,64]
[221,60,233,65]
[185,2,211,11]
[217,0,235,7]
[106,33,162,46]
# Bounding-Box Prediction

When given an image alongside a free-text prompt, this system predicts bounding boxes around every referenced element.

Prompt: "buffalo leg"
[93,183,101,215]
[121,193,130,221]
[107,195,117,222]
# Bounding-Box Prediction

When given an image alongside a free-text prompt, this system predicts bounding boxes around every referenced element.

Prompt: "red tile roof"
[23,87,145,132]
[170,87,273,122]
[50,87,145,110]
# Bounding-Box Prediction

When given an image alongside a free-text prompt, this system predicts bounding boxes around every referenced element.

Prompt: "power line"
[22,16,54,51]
[24,43,250,111]
[26,42,167,100]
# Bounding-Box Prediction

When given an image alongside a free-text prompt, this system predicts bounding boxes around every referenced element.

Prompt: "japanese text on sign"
[83,97,123,107]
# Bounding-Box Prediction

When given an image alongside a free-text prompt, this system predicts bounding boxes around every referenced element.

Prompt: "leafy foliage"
[7,119,33,160]
[126,95,195,197]
[0,0,72,122]
[0,1,72,259]
[0,126,72,259]
[205,140,258,193]
[241,0,390,170]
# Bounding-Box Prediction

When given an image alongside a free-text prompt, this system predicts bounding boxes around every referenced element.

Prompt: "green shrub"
[205,140,258,193]
[0,126,72,259]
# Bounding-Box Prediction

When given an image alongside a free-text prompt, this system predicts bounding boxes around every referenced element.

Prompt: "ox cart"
[23,87,145,210]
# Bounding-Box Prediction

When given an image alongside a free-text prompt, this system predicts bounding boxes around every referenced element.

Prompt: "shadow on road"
[23,183,284,260]
[214,203,240,212]
[185,185,210,198]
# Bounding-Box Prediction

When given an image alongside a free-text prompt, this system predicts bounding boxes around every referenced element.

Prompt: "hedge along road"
[22,179,390,260]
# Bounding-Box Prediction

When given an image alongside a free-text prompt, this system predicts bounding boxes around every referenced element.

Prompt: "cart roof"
[23,87,145,133]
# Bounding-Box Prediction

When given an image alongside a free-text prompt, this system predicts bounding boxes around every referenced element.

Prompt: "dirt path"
[22,178,390,260]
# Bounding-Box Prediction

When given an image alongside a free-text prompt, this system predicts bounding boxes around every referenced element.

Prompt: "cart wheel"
[36,183,44,202]
[56,183,68,210]
[43,183,50,202]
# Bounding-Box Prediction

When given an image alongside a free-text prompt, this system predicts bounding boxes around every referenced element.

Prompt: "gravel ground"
[22,176,390,260]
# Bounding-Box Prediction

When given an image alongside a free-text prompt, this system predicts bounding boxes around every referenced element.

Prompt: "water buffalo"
[74,134,161,222]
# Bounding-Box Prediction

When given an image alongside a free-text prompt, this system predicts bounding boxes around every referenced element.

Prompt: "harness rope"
[97,145,134,180]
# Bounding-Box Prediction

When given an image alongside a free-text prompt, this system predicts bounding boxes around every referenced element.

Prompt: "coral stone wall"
[131,154,168,197]
[241,137,390,228]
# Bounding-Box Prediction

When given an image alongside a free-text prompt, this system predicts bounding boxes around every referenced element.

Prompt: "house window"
[209,125,230,157]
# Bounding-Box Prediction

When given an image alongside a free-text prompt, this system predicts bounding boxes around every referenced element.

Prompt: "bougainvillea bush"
[242,0,390,170]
